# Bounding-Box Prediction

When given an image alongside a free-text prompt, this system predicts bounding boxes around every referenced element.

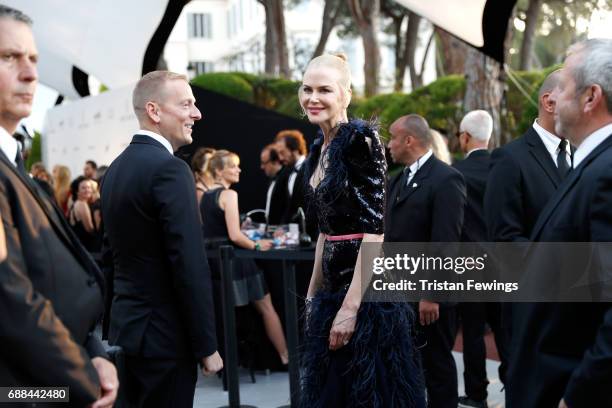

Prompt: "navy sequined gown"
[300,120,426,408]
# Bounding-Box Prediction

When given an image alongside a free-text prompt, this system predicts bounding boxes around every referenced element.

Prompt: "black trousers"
[419,305,458,408]
[458,302,509,401]
[115,355,197,408]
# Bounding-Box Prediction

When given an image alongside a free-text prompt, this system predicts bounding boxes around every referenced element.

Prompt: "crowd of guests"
[25,159,106,256]
[2,4,612,408]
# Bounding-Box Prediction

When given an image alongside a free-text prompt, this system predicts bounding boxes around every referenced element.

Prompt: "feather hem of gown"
[299,287,426,408]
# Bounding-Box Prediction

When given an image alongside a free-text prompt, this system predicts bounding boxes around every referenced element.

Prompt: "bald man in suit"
[507,38,612,408]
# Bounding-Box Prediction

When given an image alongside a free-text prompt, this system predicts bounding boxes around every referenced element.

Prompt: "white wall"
[42,86,138,178]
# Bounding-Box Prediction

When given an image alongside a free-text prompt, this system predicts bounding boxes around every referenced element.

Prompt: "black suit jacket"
[453,150,490,242]
[267,166,290,225]
[485,126,563,242]
[101,135,217,360]
[282,163,318,239]
[506,132,612,408]
[0,151,105,406]
[385,155,466,243]
[283,164,305,223]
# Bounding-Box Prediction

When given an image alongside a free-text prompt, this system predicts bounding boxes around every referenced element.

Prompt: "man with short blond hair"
[132,71,189,120]
[102,70,222,407]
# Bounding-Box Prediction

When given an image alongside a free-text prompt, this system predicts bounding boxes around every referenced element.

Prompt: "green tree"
[513,0,611,70]
[347,0,381,96]
[311,0,347,58]
[25,131,42,171]
[257,0,290,77]
[380,1,432,91]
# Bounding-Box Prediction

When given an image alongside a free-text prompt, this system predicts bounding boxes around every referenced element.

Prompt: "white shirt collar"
[294,155,306,170]
[0,126,18,167]
[532,119,570,159]
[573,123,612,168]
[136,129,174,154]
[408,149,433,176]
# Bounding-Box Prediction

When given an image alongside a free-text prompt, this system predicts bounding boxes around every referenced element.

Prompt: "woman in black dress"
[68,176,99,253]
[299,53,426,407]
[201,150,288,364]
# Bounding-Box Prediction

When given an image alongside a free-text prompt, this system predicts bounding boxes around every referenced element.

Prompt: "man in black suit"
[386,114,466,408]
[260,143,287,225]
[101,71,222,407]
[275,130,315,235]
[0,212,5,260]
[508,38,612,408]
[483,70,566,398]
[485,69,567,244]
[453,110,507,408]
[0,6,117,407]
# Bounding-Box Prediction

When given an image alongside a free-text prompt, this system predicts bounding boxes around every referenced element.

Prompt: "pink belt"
[326,233,365,241]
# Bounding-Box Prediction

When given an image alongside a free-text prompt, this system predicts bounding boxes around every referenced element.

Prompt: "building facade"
[164,0,435,94]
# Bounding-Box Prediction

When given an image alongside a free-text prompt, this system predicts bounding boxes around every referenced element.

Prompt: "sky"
[20,8,612,135]
[585,9,612,38]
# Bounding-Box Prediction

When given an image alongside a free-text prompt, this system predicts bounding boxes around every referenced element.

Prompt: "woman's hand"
[256,239,274,251]
[418,300,440,326]
[329,305,357,350]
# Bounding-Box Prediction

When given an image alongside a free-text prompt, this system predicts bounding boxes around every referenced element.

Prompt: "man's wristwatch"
[253,241,261,251]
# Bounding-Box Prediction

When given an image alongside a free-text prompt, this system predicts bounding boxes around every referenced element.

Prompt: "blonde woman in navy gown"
[299,53,425,407]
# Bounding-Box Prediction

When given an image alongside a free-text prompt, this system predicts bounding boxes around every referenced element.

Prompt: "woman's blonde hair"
[300,53,352,105]
[430,130,452,165]
[207,150,239,180]
[53,165,71,205]
[191,147,216,185]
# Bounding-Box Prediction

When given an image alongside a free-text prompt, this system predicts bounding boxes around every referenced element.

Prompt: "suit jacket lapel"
[531,133,612,239]
[388,172,402,208]
[526,127,562,187]
[0,150,74,246]
[394,156,435,206]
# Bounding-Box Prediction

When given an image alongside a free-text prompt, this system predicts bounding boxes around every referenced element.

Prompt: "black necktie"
[399,167,411,195]
[15,145,27,177]
[557,138,570,179]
